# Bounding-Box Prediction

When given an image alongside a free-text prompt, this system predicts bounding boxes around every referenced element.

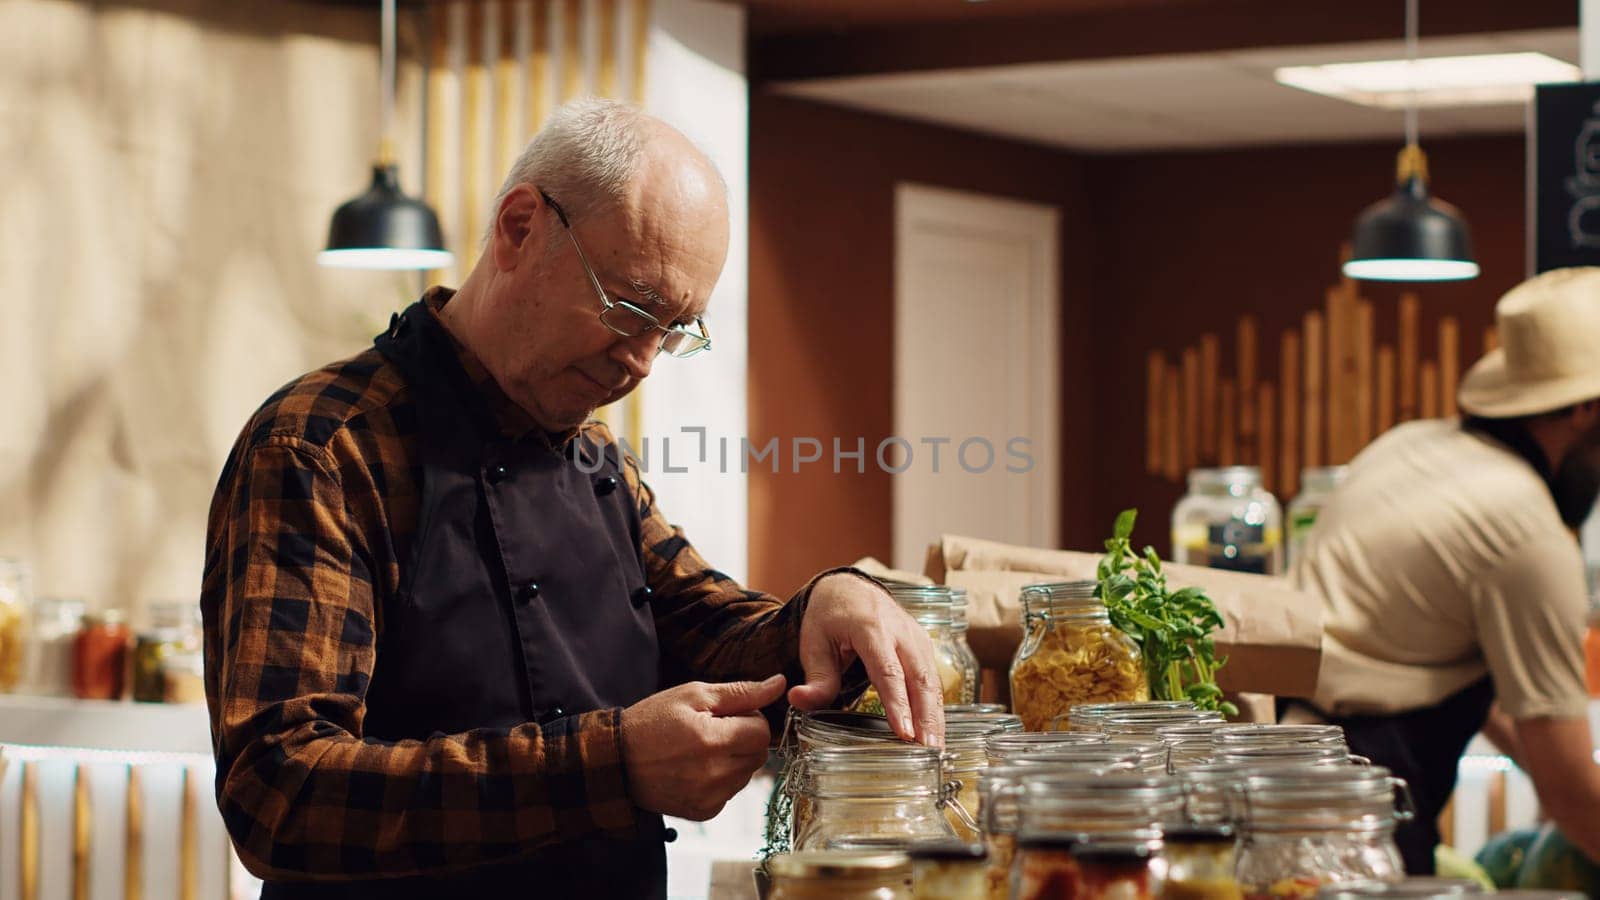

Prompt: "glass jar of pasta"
[791,745,960,851]
[768,851,912,900]
[851,585,974,714]
[1009,581,1147,732]
[1235,766,1414,899]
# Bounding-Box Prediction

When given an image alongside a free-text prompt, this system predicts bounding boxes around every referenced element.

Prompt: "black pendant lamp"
[319,0,453,271]
[1342,0,1478,283]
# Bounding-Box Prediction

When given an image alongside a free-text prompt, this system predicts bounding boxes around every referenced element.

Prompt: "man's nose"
[613,331,658,380]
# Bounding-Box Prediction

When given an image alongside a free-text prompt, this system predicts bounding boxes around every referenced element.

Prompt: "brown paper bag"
[924,535,1323,698]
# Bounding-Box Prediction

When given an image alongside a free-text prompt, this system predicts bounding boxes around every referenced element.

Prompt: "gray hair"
[485,98,649,248]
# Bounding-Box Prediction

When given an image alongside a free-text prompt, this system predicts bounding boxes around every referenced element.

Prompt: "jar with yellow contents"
[1008,581,1147,732]
[851,585,973,714]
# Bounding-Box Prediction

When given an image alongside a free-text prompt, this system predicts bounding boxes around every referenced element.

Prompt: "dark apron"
[261,300,670,899]
[1300,676,1495,875]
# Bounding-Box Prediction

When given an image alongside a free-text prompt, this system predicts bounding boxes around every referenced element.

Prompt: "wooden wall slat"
[1238,317,1258,465]
[1356,299,1374,449]
[425,2,455,283]
[1303,311,1324,469]
[1399,292,1420,422]
[1219,378,1237,467]
[1324,288,1344,463]
[496,0,520,178]
[598,0,619,97]
[1258,382,1276,496]
[1146,351,1164,474]
[561,0,584,100]
[1376,345,1396,436]
[1182,347,1200,471]
[1200,333,1219,463]
[1440,316,1460,418]
[462,1,489,272]
[1164,364,1181,480]
[529,0,552,129]
[1420,361,1440,420]
[1280,330,1301,499]
[631,0,652,103]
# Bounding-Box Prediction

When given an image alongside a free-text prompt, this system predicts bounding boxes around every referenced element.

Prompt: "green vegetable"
[1095,508,1238,716]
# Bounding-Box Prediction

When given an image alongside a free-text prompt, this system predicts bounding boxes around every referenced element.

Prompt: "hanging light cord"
[1404,0,1419,150]
[379,0,397,164]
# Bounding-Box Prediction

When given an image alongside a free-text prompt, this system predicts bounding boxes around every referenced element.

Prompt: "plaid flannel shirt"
[201,289,850,880]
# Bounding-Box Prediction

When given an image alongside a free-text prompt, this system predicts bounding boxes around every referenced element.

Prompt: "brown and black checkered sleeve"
[201,344,863,882]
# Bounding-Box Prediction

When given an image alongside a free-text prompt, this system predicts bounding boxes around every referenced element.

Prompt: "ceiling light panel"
[1275,51,1580,109]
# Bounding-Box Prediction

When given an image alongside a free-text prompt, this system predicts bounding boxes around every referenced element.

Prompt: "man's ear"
[490,184,546,271]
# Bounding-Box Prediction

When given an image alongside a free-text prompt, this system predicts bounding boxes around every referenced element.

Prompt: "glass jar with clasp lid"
[948,588,981,703]
[1100,708,1227,739]
[1057,699,1198,733]
[767,850,911,900]
[1157,722,1230,772]
[1235,766,1415,899]
[1009,581,1147,732]
[1013,773,1179,900]
[940,719,1007,842]
[1287,466,1347,566]
[851,585,974,713]
[1172,467,1284,575]
[977,756,1138,900]
[790,745,963,851]
[1211,724,1348,752]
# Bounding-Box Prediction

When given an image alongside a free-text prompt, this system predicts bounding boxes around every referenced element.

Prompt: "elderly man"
[201,99,943,898]
[1286,266,1600,874]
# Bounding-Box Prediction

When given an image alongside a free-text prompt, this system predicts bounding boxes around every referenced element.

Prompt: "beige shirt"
[1292,418,1590,720]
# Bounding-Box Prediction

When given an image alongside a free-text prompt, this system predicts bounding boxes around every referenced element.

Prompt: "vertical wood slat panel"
[1164,364,1181,480]
[1200,333,1219,463]
[1356,300,1374,449]
[126,766,142,900]
[1258,382,1276,496]
[462,2,489,272]
[631,0,652,103]
[1399,293,1420,422]
[1238,316,1258,465]
[425,2,454,284]
[1219,379,1238,467]
[1376,346,1396,436]
[1182,347,1200,471]
[1280,330,1301,500]
[1440,316,1460,418]
[597,0,619,97]
[1420,361,1441,420]
[561,0,584,100]
[1303,311,1325,469]
[181,768,198,900]
[1324,288,1344,463]
[21,761,38,900]
[1146,352,1165,475]
[74,766,90,900]
[528,0,552,130]
[495,0,521,178]
[1484,325,1499,356]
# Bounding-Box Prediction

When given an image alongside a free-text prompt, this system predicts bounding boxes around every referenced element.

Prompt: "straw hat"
[1458,267,1600,418]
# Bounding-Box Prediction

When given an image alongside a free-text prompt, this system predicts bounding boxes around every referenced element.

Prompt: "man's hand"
[787,573,945,748]
[620,675,785,821]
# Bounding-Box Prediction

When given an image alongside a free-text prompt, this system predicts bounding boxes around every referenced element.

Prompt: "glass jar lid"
[793,710,903,749]
[1214,744,1354,766]
[1019,773,1184,834]
[1298,466,1349,494]
[986,731,1108,762]
[1019,580,1107,622]
[768,850,911,880]
[1100,709,1226,736]
[944,710,1025,734]
[885,584,955,627]
[83,608,128,627]
[1241,766,1414,832]
[945,703,1007,715]
[1187,466,1265,496]
[1211,723,1346,748]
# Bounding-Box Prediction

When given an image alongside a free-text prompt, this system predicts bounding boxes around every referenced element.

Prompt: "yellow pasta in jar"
[1008,583,1146,732]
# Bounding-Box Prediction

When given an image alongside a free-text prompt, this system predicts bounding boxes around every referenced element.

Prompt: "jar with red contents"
[73,610,130,700]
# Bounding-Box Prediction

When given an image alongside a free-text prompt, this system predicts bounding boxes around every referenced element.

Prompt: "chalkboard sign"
[1536,81,1600,273]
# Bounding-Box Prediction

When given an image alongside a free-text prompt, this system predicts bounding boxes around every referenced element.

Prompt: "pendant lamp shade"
[318,163,453,270]
[318,0,453,271]
[1342,146,1479,282]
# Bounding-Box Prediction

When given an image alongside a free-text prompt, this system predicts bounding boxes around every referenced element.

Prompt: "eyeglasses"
[540,191,712,358]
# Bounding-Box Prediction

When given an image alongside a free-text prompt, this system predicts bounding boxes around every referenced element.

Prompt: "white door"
[893,184,1061,571]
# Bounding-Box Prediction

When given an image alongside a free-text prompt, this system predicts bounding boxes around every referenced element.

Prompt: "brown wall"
[748,94,1100,593]
[749,91,1525,589]
[1086,136,1523,555]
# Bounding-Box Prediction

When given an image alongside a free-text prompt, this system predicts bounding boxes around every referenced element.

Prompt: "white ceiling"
[773,28,1578,154]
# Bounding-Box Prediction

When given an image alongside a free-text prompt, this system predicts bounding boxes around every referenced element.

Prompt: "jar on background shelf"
[131,601,201,703]
[0,558,33,692]
[22,596,85,696]
[1287,466,1347,567]
[1172,467,1284,575]
[73,609,131,700]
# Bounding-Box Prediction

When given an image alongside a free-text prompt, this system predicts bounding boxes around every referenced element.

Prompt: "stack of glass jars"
[852,585,976,714]
[1287,466,1347,566]
[1009,581,1147,732]
[1234,765,1415,897]
[1172,467,1284,575]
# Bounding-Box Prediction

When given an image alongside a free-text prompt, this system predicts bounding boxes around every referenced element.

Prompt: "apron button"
[662,827,678,843]
[631,586,653,608]
[594,475,619,496]
[486,464,508,484]
[518,581,540,603]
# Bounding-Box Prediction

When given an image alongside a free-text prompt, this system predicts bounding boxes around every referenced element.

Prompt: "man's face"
[1552,418,1600,527]
[476,173,729,431]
